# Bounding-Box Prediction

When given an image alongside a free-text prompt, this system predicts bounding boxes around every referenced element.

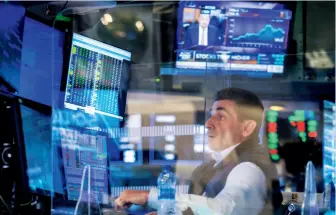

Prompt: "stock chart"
[227,18,289,49]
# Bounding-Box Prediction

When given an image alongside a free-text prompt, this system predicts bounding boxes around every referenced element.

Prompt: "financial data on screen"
[64,33,131,119]
[55,127,109,203]
[168,1,292,75]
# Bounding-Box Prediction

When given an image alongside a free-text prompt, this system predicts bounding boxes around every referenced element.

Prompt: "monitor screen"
[0,3,25,91]
[322,101,335,181]
[20,17,65,106]
[54,127,109,204]
[64,33,131,121]
[266,109,320,162]
[20,100,64,195]
[168,1,292,75]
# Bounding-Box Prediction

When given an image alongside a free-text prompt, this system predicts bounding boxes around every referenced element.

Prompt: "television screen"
[168,1,292,75]
[64,33,131,121]
[20,17,65,106]
[0,3,25,90]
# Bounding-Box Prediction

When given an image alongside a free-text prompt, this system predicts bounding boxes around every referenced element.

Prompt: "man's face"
[205,100,244,151]
[199,14,210,28]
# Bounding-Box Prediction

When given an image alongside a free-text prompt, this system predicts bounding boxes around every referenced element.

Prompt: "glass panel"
[46,1,335,215]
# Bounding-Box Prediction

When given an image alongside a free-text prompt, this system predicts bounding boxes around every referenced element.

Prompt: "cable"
[88,165,91,215]
[61,1,69,12]
[74,165,88,215]
[19,197,32,206]
[0,194,12,215]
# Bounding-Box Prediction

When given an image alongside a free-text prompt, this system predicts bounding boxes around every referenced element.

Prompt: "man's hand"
[114,190,149,211]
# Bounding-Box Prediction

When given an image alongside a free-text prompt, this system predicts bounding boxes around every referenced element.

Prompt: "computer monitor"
[0,3,25,91]
[54,126,110,204]
[322,101,335,181]
[64,33,131,121]
[19,17,65,106]
[266,108,320,163]
[19,97,65,196]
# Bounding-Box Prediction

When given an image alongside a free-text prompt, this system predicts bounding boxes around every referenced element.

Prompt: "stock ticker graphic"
[226,8,291,49]
[227,18,288,49]
[65,45,121,118]
[64,33,131,119]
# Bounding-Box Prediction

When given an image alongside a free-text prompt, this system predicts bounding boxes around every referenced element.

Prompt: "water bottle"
[301,161,319,215]
[157,166,176,215]
[323,175,335,214]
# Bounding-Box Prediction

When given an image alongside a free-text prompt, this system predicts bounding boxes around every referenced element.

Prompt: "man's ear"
[241,120,257,138]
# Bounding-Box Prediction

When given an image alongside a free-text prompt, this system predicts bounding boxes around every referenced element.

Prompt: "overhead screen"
[163,1,292,76]
[20,17,65,106]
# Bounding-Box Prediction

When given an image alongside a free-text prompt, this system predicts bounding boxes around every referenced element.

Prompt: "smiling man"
[115,88,283,215]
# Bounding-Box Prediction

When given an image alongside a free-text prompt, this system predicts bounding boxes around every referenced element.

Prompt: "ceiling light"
[100,17,109,26]
[155,115,176,123]
[135,21,144,32]
[270,105,285,111]
[103,13,113,23]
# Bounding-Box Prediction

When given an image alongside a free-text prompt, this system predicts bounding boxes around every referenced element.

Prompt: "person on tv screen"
[184,10,220,49]
[114,88,283,215]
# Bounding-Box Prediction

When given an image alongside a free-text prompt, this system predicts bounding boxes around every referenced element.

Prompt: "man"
[115,88,283,215]
[184,12,220,48]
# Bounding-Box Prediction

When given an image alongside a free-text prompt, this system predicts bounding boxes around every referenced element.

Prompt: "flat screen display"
[167,1,292,75]
[64,33,131,121]
[20,102,64,195]
[55,127,109,204]
[20,17,65,106]
[0,3,25,90]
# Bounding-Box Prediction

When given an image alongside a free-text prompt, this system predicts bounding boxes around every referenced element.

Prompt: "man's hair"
[215,87,264,135]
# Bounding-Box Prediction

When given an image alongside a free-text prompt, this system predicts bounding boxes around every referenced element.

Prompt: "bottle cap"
[163,165,172,172]
[304,161,317,194]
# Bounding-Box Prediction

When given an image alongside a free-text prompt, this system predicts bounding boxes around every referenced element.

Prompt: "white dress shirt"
[147,144,267,215]
[198,26,208,46]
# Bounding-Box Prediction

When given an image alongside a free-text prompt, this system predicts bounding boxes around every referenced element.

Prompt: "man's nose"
[205,117,214,130]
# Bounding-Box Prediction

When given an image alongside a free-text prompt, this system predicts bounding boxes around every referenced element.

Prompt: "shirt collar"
[211,143,240,165]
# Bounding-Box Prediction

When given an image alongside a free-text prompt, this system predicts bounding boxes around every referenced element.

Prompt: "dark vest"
[184,138,283,215]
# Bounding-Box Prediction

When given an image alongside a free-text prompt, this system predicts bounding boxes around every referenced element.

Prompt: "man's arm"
[148,162,266,215]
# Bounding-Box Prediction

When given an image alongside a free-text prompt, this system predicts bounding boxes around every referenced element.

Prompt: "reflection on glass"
[20,104,64,196]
